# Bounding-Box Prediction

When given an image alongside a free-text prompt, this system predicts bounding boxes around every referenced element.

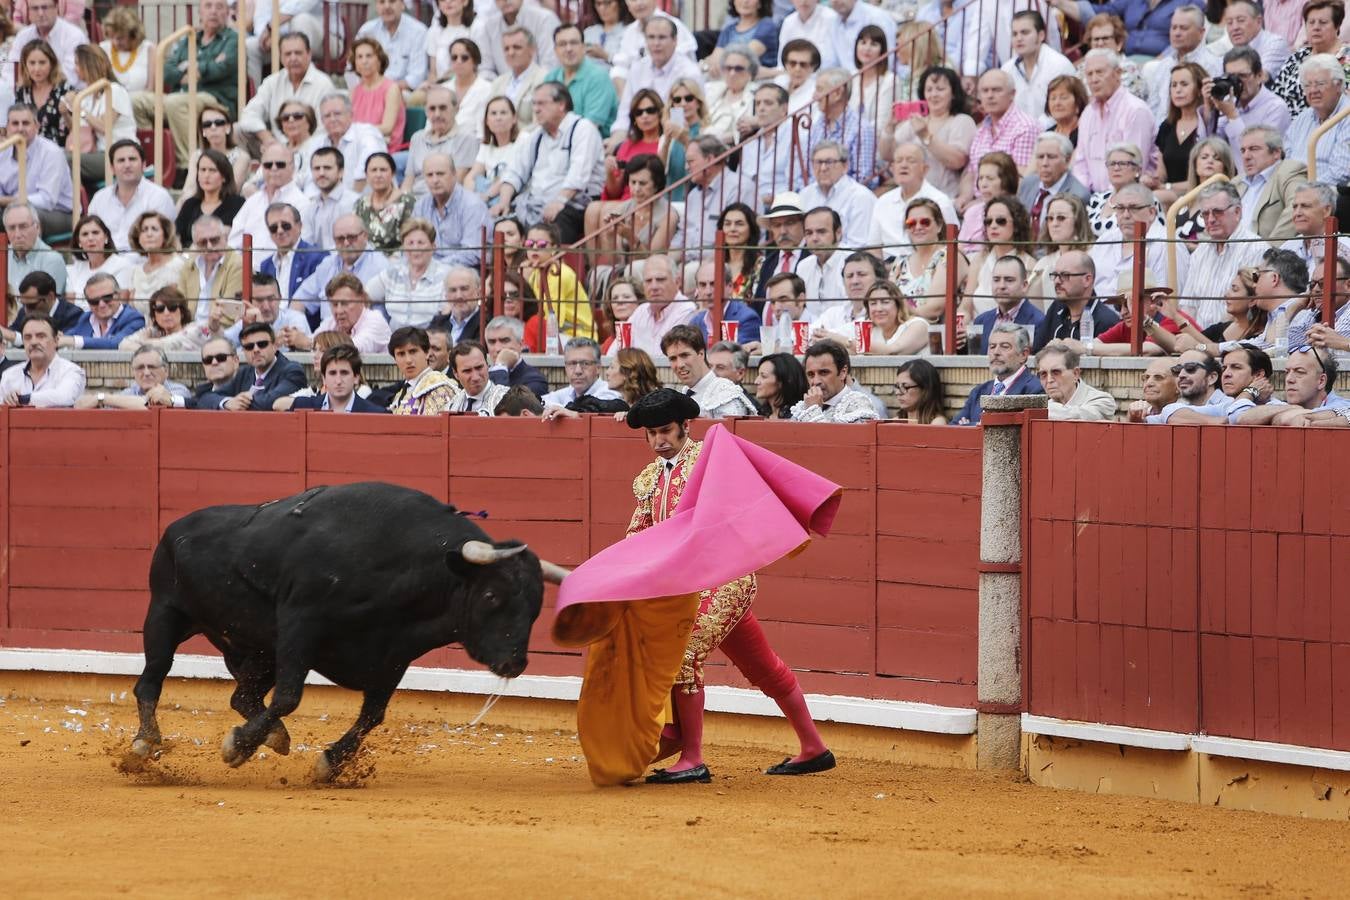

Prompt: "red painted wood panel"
[876,626,975,684]
[760,574,876,627]
[9,506,155,549]
[1332,644,1350,750]
[876,534,977,590]
[0,406,7,633]
[159,411,304,471]
[9,588,147,632]
[876,490,978,540]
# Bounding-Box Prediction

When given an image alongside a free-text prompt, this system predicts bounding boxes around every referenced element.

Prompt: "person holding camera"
[1208,47,1290,153]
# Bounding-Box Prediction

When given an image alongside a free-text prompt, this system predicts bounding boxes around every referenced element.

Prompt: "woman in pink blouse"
[350,36,407,152]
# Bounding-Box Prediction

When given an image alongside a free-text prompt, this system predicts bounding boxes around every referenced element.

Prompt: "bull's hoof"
[264,723,291,756]
[221,727,251,768]
[313,750,335,784]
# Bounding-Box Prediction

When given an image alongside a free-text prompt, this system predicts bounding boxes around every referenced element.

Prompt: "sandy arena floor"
[3,675,1348,899]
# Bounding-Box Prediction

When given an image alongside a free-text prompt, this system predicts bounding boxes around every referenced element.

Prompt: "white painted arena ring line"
[0,648,978,736]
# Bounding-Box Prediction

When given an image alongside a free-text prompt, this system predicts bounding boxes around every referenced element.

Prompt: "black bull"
[131,482,567,781]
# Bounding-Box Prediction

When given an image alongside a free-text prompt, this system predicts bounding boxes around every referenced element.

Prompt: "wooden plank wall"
[1025,421,1350,750]
[0,411,982,708]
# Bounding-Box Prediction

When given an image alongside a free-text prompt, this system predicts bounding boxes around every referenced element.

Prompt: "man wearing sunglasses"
[1166,345,1278,425]
[200,322,307,412]
[86,139,176,253]
[59,273,145,351]
[1179,182,1268,328]
[260,203,326,303]
[228,143,313,253]
[3,271,80,340]
[179,337,240,409]
[1238,345,1349,425]
[1145,350,1225,424]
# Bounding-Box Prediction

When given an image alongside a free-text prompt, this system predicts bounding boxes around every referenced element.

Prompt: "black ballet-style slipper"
[765,750,837,776]
[645,764,712,784]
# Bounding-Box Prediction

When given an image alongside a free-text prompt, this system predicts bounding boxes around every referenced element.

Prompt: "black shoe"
[765,750,836,776]
[645,764,712,784]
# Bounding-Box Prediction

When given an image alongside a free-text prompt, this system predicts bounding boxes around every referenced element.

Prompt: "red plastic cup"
[616,322,632,349]
[721,321,739,342]
[792,321,811,354]
[854,320,873,353]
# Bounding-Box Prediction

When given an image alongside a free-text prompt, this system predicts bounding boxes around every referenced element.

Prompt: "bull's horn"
[460,541,528,565]
[539,560,570,584]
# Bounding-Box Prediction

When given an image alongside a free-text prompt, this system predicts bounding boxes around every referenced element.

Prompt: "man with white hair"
[798,140,875,250]
[304,93,385,193]
[805,69,875,185]
[3,203,66,295]
[1143,5,1224,120]
[1281,180,1350,269]
[1209,47,1290,153]
[1001,10,1076,126]
[1072,49,1156,192]
[1017,132,1090,233]
[627,255,695,356]
[1088,182,1181,288]
[1179,182,1269,328]
[869,141,959,258]
[958,70,1038,209]
[403,86,479,192]
[1285,54,1350,185]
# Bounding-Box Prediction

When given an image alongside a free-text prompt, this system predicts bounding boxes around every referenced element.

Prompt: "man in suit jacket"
[953,321,1044,426]
[755,193,807,299]
[179,215,244,321]
[58,273,146,350]
[448,341,510,414]
[198,322,307,411]
[1234,125,1305,244]
[4,270,81,340]
[971,256,1047,354]
[278,344,390,414]
[260,203,327,300]
[484,315,549,396]
[1017,132,1091,233]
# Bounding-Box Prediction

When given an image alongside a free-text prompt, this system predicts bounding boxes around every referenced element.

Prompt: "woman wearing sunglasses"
[892,197,967,323]
[127,211,188,317]
[704,46,758,143]
[116,286,203,352]
[963,194,1034,318]
[587,89,684,245]
[662,77,706,198]
[958,151,1019,252]
[240,101,317,198]
[180,105,252,206]
[523,221,595,344]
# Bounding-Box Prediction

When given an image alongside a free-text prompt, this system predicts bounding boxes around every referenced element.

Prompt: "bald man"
[412,152,492,268]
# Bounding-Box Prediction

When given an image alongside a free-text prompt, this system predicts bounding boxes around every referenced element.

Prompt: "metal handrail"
[1307,101,1350,181]
[1165,173,1229,292]
[153,25,198,186]
[272,1,282,75]
[0,135,28,205]
[237,14,247,126]
[69,78,114,233]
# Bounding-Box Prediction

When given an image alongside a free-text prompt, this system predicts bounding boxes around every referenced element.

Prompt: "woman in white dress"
[127,212,189,315]
[61,46,136,185]
[424,0,474,87]
[446,38,492,140]
[98,7,154,95]
[67,214,132,305]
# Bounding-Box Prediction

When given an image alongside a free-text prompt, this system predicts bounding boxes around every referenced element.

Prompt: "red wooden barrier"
[1024,420,1350,750]
[0,411,983,709]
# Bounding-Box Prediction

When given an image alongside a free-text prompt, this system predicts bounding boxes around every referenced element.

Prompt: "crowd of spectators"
[0,0,1348,428]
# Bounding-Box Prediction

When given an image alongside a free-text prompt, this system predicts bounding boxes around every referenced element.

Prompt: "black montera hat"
[626,388,700,429]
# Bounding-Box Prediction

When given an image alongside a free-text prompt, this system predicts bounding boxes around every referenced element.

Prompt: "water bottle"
[774,313,794,354]
[1079,301,1095,354]
[546,311,561,355]
[1270,310,1289,356]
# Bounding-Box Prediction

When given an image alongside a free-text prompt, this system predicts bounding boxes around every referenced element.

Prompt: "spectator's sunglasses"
[202,353,233,365]
[241,339,273,351]
[1292,344,1327,373]
[1171,361,1208,375]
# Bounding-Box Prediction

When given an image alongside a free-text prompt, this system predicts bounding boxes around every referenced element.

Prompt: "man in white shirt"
[830,0,895,74]
[760,272,814,354]
[303,147,359,249]
[229,142,313,252]
[661,324,758,418]
[1036,341,1118,421]
[607,0,695,91]
[403,86,479,194]
[1001,9,1076,126]
[744,84,801,208]
[236,32,332,155]
[490,26,549,129]
[470,0,560,80]
[612,17,702,137]
[1089,183,1181,290]
[542,337,625,408]
[304,93,386,193]
[494,82,604,243]
[798,140,875,249]
[790,340,878,422]
[628,254,695,356]
[795,206,849,317]
[1211,0,1291,79]
[87,139,176,251]
[1180,182,1269,328]
[1143,5,1224,121]
[778,0,842,70]
[246,0,324,87]
[869,141,960,258]
[0,312,84,408]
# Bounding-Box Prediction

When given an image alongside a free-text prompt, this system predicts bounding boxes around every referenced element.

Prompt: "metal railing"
[152,25,197,186]
[0,135,28,207]
[1164,173,1228,293]
[68,78,113,232]
[1307,101,1350,181]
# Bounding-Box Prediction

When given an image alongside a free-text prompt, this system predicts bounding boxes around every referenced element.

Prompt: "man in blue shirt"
[688,260,762,351]
[293,213,389,328]
[1238,346,1350,425]
[411,154,491,268]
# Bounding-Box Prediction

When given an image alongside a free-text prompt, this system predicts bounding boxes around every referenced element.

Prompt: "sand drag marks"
[2,690,1349,898]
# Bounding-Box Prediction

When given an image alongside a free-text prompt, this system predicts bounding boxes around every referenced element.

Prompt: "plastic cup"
[854,321,873,353]
[792,321,811,355]
[721,321,738,342]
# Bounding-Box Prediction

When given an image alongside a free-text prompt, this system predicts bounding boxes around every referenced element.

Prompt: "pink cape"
[552,423,842,643]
